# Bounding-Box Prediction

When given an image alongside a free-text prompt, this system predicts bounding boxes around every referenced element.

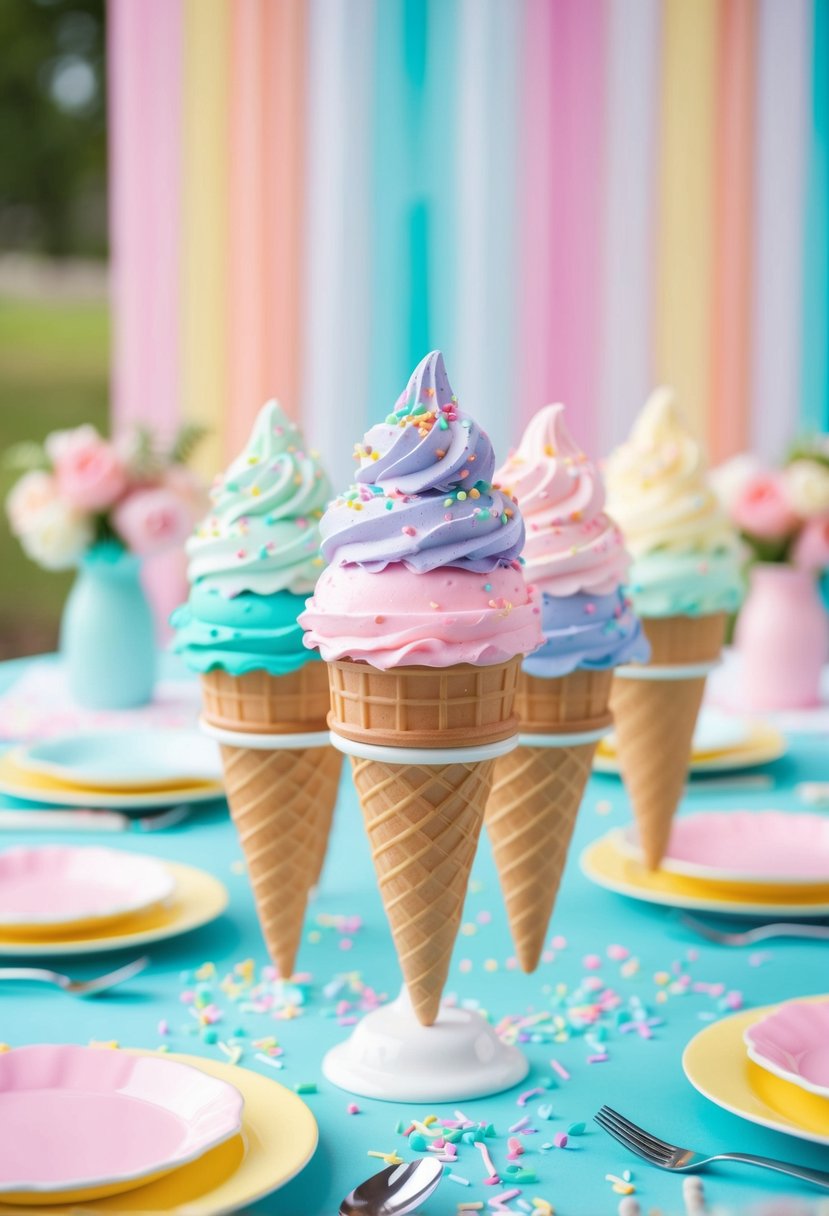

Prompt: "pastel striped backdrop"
[108,0,828,489]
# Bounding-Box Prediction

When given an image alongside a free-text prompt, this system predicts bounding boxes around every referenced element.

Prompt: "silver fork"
[680,912,829,945]
[595,1106,829,1190]
[0,955,149,997]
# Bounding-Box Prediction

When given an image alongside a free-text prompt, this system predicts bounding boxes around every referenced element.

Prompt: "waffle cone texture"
[610,613,726,870]
[203,661,342,976]
[351,751,494,1026]
[326,657,520,747]
[201,663,330,734]
[221,743,341,977]
[487,668,612,972]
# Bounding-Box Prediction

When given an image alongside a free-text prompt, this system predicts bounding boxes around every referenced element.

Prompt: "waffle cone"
[515,667,614,735]
[350,752,494,1026]
[486,668,611,972]
[201,662,330,734]
[488,741,597,972]
[327,658,520,747]
[220,742,343,977]
[610,612,724,870]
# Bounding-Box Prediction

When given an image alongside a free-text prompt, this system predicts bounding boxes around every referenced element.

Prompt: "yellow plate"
[594,721,786,775]
[581,832,829,916]
[0,752,224,810]
[0,861,228,956]
[0,1050,319,1212]
[683,998,829,1146]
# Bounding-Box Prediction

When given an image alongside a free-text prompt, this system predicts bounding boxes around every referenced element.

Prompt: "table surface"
[1,656,829,1216]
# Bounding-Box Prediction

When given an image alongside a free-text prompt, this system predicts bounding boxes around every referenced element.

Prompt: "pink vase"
[735,563,828,710]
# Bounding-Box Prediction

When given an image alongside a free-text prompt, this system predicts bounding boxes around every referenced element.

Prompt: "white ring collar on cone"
[614,659,720,681]
[518,724,611,748]
[329,732,519,764]
[199,717,331,750]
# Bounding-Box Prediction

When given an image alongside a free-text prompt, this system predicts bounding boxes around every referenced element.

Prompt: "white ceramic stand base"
[322,989,529,1103]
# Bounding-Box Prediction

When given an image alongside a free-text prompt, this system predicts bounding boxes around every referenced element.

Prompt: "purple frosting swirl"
[355,351,496,493]
[319,351,525,574]
[522,589,650,678]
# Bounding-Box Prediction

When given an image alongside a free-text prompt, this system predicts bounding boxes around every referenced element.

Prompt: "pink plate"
[0,846,175,929]
[744,1000,829,1098]
[0,1044,244,1198]
[618,810,829,886]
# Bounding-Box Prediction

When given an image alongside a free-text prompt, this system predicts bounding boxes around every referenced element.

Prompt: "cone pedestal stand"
[322,732,529,1103]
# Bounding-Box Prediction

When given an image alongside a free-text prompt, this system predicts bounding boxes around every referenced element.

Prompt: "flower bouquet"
[4,424,208,708]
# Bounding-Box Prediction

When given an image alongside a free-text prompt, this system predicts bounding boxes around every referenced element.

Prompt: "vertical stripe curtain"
[109,0,827,491]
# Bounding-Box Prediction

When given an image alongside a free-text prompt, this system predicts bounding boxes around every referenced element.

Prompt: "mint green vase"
[60,544,156,709]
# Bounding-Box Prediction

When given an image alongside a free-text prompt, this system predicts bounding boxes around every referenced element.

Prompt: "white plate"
[614,810,829,887]
[0,846,176,930]
[16,731,222,790]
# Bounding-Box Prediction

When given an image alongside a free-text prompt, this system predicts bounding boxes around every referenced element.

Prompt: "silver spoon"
[339,1158,443,1216]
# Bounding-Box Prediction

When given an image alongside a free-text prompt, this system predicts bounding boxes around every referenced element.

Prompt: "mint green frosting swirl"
[186,400,331,597]
[627,551,744,618]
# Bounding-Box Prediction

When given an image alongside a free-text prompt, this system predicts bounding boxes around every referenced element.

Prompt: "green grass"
[0,296,110,657]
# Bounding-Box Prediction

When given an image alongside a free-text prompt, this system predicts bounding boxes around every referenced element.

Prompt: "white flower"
[709,453,765,513]
[5,471,58,534]
[784,460,829,518]
[18,499,94,571]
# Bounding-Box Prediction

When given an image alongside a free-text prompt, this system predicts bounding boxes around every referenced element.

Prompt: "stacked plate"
[0,730,224,810]
[0,1043,318,1211]
[685,997,829,1148]
[0,845,228,956]
[582,809,829,916]
[594,707,786,775]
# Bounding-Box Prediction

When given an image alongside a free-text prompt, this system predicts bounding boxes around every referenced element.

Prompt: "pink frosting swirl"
[301,563,541,670]
[495,405,630,597]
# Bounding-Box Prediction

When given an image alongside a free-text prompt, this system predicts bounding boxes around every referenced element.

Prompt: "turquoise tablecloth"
[1,657,828,1216]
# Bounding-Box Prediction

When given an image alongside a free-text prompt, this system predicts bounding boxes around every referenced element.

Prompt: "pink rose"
[47,425,128,512]
[731,472,798,540]
[793,518,829,572]
[113,487,192,557]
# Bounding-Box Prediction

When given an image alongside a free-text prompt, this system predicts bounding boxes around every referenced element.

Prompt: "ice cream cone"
[487,669,613,972]
[610,612,726,870]
[205,660,342,975]
[300,351,544,1030]
[351,749,496,1027]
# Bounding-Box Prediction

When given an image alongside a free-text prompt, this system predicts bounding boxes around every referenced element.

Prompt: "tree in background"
[0,0,107,258]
